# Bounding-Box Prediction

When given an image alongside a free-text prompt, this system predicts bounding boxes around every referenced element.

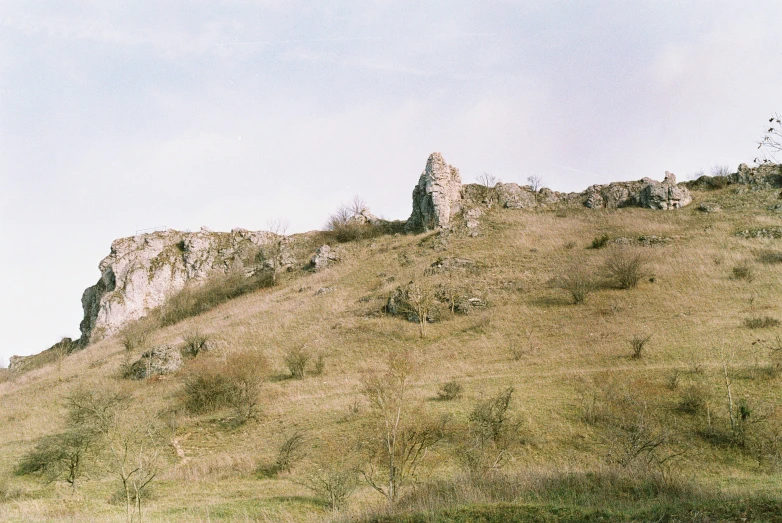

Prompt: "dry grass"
[1,185,782,520]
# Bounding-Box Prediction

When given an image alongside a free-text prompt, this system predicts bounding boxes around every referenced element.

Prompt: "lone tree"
[756,114,782,164]
[360,350,445,505]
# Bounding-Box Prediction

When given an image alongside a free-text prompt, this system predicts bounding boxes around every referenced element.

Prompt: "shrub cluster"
[182,351,269,424]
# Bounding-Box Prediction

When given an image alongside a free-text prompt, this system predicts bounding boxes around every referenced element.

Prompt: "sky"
[1,1,781,365]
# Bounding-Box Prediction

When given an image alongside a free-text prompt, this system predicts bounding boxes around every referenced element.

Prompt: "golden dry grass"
[1,185,782,521]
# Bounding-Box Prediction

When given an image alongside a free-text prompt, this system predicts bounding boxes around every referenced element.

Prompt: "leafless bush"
[459,387,519,480]
[284,346,312,379]
[300,457,359,511]
[477,172,498,188]
[603,247,650,289]
[630,335,652,359]
[732,264,754,281]
[550,264,595,304]
[325,196,381,243]
[120,321,153,355]
[710,164,732,177]
[437,380,463,401]
[182,330,209,358]
[275,430,307,474]
[182,351,269,424]
[756,114,782,163]
[743,316,781,329]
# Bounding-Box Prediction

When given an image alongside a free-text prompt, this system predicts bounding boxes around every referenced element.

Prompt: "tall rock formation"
[79,228,288,344]
[407,153,463,232]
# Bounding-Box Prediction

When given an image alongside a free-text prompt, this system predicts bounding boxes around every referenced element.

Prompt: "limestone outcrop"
[585,172,692,210]
[730,163,782,188]
[79,227,289,344]
[407,153,463,232]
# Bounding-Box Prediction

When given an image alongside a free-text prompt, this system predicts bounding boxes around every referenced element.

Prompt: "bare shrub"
[677,385,707,415]
[710,164,732,177]
[120,321,153,355]
[182,330,209,358]
[756,113,782,163]
[182,351,269,424]
[630,335,652,359]
[360,350,445,504]
[731,264,754,281]
[437,380,463,401]
[325,196,382,243]
[743,316,781,329]
[284,346,312,379]
[603,246,650,289]
[300,453,359,512]
[459,387,518,479]
[275,430,307,474]
[590,234,610,249]
[550,263,595,304]
[15,430,94,489]
[527,175,543,193]
[477,172,498,188]
[757,250,782,264]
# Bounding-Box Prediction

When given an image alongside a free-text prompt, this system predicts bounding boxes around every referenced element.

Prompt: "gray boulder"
[125,345,183,380]
[585,172,692,210]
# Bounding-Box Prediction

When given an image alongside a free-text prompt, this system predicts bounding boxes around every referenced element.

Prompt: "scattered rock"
[310,245,339,271]
[315,287,334,296]
[407,152,463,232]
[427,257,476,273]
[698,202,720,213]
[125,345,183,380]
[735,227,782,239]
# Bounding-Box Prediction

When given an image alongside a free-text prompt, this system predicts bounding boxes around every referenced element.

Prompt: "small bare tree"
[360,350,445,505]
[403,279,437,338]
[477,172,498,188]
[527,175,542,193]
[756,114,782,164]
[108,419,161,523]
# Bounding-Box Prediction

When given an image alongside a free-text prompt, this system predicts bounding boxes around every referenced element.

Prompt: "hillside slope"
[2,179,782,522]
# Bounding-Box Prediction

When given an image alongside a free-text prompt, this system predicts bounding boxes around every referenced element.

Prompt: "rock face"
[730,163,782,187]
[585,172,692,210]
[79,228,288,344]
[407,153,463,232]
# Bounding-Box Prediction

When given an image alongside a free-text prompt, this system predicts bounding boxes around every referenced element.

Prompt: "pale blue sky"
[1,1,781,364]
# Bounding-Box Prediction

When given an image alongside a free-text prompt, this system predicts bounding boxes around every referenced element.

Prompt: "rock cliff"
[79,227,289,344]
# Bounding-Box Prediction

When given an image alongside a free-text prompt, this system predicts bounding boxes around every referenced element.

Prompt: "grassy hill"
[1,182,781,522]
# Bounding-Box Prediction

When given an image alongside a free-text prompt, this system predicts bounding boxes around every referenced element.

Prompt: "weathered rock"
[8,355,30,372]
[698,202,720,213]
[125,345,183,380]
[730,163,782,188]
[310,245,338,271]
[79,228,291,344]
[735,227,782,239]
[407,153,462,232]
[585,172,692,210]
[494,183,537,209]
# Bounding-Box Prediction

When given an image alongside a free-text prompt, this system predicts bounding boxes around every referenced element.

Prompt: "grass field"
[1,183,781,522]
